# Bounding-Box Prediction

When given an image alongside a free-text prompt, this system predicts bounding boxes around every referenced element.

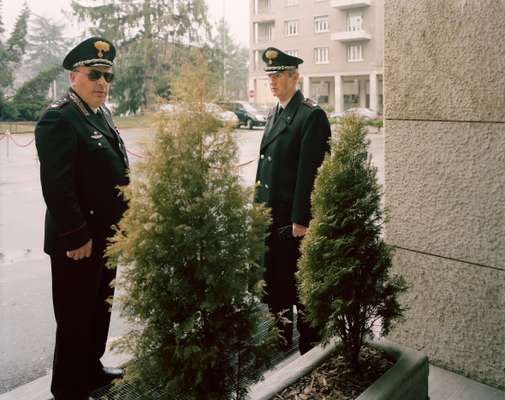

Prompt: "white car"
[330,107,381,120]
[159,102,239,128]
[205,103,240,127]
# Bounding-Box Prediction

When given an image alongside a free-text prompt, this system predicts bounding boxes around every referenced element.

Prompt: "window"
[257,22,273,43]
[314,47,329,64]
[285,20,299,36]
[314,15,329,33]
[346,11,363,31]
[285,0,299,5]
[257,0,271,14]
[347,44,363,62]
[286,49,299,57]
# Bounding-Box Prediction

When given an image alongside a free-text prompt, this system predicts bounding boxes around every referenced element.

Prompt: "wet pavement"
[0,127,384,394]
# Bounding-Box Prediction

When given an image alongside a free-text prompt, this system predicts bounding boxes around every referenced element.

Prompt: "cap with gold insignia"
[62,37,116,70]
[262,47,303,73]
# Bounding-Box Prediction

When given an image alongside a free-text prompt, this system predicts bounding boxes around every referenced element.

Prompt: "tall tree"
[0,0,5,39]
[6,2,30,65]
[0,0,11,92]
[212,18,249,100]
[0,1,30,118]
[70,0,211,113]
[27,15,69,74]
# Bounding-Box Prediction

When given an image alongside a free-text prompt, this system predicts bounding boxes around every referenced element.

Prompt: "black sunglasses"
[75,69,114,83]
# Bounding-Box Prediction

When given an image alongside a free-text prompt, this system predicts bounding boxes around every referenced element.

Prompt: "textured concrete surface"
[384,0,505,122]
[388,249,505,390]
[384,0,505,390]
[385,119,505,269]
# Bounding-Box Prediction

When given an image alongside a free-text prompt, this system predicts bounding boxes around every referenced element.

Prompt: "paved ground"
[0,126,384,394]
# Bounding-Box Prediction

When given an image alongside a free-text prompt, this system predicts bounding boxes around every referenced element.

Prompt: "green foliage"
[8,65,63,121]
[107,54,278,399]
[27,15,70,74]
[71,0,211,113]
[366,118,384,130]
[297,114,407,370]
[210,18,249,100]
[0,1,29,92]
[6,2,29,65]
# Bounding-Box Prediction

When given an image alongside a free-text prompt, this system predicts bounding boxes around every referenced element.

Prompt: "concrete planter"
[249,339,429,400]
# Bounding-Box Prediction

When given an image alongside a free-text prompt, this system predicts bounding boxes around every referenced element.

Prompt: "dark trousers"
[49,238,116,400]
[263,225,320,355]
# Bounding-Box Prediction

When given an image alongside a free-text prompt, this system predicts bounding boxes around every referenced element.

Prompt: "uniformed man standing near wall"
[35,37,129,400]
[255,47,331,355]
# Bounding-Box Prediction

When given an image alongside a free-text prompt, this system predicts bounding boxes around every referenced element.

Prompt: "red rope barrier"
[126,148,145,158]
[7,134,35,148]
[235,158,258,168]
[1,133,256,170]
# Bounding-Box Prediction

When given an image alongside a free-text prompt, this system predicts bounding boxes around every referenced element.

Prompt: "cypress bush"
[297,114,407,370]
[107,54,278,399]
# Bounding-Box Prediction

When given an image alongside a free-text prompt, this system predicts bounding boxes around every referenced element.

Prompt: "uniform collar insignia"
[68,90,90,116]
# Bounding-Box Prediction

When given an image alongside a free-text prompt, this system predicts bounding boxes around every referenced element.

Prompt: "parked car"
[330,107,382,120]
[159,102,239,128]
[218,101,268,129]
[205,103,240,127]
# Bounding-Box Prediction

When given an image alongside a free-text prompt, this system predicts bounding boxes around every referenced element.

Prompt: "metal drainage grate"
[91,319,301,399]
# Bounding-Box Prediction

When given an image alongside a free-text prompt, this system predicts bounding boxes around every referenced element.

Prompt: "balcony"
[331,30,371,42]
[331,0,371,10]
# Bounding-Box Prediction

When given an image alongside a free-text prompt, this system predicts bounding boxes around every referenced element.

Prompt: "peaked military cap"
[262,47,303,73]
[63,37,116,70]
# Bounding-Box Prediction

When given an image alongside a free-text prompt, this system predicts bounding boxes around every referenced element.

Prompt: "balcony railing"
[331,0,371,10]
[331,30,371,42]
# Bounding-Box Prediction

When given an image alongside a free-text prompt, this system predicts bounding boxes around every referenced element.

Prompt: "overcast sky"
[2,0,249,46]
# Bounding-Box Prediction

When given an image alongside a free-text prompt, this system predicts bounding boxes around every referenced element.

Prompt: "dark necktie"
[275,105,284,122]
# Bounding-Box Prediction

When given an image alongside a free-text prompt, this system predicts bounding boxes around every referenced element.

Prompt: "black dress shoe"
[89,366,124,392]
[102,366,124,381]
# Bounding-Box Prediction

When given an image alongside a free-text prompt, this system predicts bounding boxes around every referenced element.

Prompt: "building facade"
[249,0,384,114]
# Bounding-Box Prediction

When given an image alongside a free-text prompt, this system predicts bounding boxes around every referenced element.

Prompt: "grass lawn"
[114,113,159,130]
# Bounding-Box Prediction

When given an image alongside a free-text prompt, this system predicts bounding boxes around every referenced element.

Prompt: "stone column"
[385,0,505,390]
[302,75,310,99]
[334,74,343,113]
[359,79,367,107]
[369,71,377,111]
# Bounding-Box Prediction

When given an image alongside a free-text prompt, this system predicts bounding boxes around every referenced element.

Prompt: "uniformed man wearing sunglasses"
[35,37,129,400]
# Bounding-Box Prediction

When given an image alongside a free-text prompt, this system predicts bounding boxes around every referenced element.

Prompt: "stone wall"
[384,0,505,389]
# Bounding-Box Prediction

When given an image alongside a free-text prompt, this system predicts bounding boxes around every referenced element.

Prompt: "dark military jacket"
[35,89,129,254]
[255,90,331,228]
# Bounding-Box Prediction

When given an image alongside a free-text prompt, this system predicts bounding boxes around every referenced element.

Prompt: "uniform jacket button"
[265,184,269,189]
[89,210,94,215]
[268,156,272,161]
[260,154,265,159]
[256,180,261,185]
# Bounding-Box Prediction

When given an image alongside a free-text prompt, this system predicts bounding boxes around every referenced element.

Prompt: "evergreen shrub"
[297,114,407,370]
[107,54,278,399]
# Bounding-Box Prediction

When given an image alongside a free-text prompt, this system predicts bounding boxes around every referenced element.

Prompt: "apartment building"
[249,0,383,114]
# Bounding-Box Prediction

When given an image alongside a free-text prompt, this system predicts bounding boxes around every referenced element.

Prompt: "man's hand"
[66,239,93,260]
[292,223,307,237]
